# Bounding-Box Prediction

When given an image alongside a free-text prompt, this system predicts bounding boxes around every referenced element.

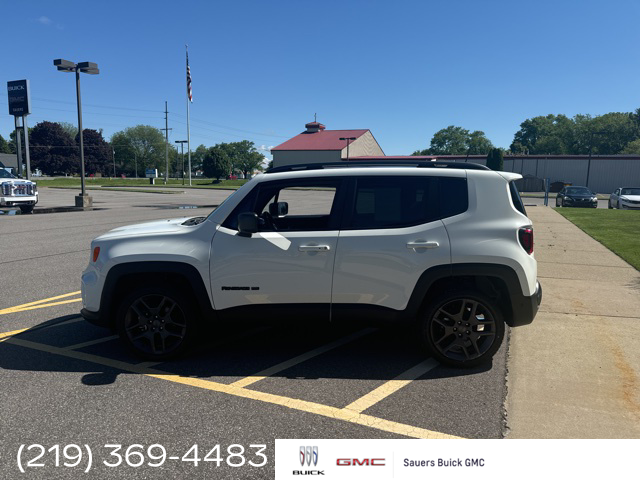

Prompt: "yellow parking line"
[0,292,82,315]
[6,336,462,440]
[343,358,439,413]
[230,328,376,388]
[0,298,82,315]
[0,327,28,342]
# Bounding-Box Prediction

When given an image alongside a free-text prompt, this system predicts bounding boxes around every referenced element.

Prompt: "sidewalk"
[506,206,640,438]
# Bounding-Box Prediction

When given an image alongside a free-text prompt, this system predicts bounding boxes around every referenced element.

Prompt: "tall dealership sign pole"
[7,79,32,179]
[53,59,99,208]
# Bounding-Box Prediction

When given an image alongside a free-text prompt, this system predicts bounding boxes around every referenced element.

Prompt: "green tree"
[190,144,208,171]
[203,145,231,181]
[8,127,34,154]
[429,126,469,154]
[417,126,494,155]
[0,134,11,154]
[510,114,574,154]
[110,125,166,177]
[486,148,504,171]
[622,138,640,154]
[57,122,78,139]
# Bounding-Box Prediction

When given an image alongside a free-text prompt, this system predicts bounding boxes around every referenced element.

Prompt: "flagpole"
[186,45,192,186]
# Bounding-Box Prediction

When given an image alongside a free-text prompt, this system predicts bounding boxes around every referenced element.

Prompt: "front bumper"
[564,200,597,208]
[0,195,38,206]
[508,281,542,327]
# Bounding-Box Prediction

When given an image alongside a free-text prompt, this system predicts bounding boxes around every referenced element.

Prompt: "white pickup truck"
[0,168,38,213]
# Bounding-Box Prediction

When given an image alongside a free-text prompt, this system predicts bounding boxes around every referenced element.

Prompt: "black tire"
[19,205,34,214]
[618,200,623,210]
[419,290,505,368]
[116,285,199,360]
[608,201,612,209]
[555,197,561,207]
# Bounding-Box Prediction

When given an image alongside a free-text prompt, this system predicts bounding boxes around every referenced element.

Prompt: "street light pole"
[54,59,99,208]
[75,67,86,195]
[339,137,356,161]
[586,130,606,190]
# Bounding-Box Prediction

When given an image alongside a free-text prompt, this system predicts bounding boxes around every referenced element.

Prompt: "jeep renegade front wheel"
[420,291,505,368]
[116,286,197,360]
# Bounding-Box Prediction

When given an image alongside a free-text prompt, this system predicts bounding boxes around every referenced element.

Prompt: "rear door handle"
[299,244,331,252]
[406,241,439,250]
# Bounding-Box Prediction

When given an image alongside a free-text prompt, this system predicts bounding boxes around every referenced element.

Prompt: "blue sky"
[2,0,640,158]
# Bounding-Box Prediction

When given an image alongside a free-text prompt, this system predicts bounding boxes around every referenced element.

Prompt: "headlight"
[592,197,597,202]
[1,183,11,196]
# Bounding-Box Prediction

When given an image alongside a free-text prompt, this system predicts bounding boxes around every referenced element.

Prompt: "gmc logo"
[336,458,385,466]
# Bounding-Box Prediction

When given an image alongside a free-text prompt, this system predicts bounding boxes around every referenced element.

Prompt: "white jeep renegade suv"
[81,162,541,367]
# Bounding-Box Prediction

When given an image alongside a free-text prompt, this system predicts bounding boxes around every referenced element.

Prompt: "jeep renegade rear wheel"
[420,291,505,368]
[116,286,197,360]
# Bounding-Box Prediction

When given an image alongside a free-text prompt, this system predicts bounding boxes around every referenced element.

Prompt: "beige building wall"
[272,150,341,167]
[341,131,384,158]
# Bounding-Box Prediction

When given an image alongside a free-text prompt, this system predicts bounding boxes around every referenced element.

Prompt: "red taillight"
[518,227,534,254]
[92,246,100,262]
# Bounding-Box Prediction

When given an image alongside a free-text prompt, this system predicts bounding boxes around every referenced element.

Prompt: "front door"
[210,177,345,321]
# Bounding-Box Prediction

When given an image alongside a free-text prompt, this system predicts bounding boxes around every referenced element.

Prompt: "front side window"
[223,178,343,232]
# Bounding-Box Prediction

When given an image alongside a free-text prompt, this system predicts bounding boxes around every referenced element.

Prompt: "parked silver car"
[608,187,640,210]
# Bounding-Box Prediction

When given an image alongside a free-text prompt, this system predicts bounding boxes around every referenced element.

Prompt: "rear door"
[331,174,466,319]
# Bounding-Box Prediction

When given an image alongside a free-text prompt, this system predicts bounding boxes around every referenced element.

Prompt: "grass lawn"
[35,177,248,189]
[556,208,640,270]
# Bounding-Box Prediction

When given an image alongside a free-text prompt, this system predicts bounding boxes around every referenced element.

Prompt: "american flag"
[187,52,193,102]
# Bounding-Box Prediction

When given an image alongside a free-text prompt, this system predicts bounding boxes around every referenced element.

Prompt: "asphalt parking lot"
[0,187,508,479]
[1,186,638,478]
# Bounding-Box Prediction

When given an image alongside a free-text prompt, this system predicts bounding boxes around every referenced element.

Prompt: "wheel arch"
[100,262,215,328]
[406,263,530,327]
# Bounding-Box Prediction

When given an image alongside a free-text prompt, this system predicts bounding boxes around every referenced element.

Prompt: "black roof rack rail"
[265,161,490,174]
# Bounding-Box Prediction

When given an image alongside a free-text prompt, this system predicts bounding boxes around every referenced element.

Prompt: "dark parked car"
[555,186,597,208]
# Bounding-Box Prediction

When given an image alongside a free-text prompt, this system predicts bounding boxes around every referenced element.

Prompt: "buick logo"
[300,446,318,466]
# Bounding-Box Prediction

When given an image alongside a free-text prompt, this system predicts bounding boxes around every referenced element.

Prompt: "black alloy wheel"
[117,287,197,360]
[421,291,505,368]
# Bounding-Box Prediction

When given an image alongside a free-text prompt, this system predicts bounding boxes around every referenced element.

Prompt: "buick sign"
[7,79,31,116]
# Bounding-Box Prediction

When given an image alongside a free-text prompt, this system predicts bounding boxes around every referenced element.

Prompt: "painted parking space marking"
[343,358,439,413]
[3,331,461,440]
[63,335,119,350]
[230,328,377,388]
[0,291,82,316]
[0,327,28,342]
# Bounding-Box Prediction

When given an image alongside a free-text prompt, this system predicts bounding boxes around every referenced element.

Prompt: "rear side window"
[344,176,467,230]
[509,181,527,216]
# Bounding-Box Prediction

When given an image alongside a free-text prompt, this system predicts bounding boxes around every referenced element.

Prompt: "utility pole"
[160,101,172,184]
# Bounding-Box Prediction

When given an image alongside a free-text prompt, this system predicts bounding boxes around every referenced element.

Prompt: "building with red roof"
[272,121,384,167]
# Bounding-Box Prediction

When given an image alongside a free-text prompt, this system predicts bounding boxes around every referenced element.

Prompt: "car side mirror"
[269,202,288,217]
[238,212,259,237]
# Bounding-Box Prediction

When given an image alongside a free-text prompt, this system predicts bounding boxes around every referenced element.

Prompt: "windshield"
[566,187,591,195]
[0,169,17,179]
[621,188,640,196]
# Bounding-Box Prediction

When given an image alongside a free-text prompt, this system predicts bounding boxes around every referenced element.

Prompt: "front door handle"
[406,241,439,250]
[299,244,331,252]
